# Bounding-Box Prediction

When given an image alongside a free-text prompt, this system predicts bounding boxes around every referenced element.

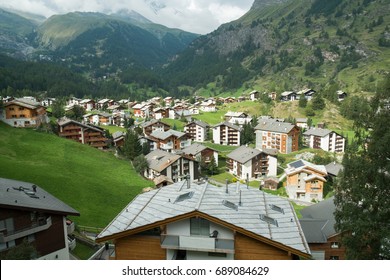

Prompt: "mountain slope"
[162,0,390,94]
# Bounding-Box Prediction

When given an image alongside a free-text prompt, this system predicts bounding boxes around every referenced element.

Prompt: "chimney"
[187,174,191,189]
[239,190,242,206]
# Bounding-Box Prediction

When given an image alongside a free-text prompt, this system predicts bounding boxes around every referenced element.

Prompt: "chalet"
[149,129,191,152]
[106,104,121,112]
[224,111,252,126]
[200,100,217,112]
[140,119,171,137]
[112,111,127,127]
[325,162,344,178]
[262,177,279,191]
[299,197,346,260]
[132,103,147,118]
[57,118,109,149]
[223,97,236,104]
[164,96,173,106]
[97,99,115,110]
[226,146,277,180]
[213,122,242,146]
[285,159,327,202]
[184,120,210,142]
[268,92,277,100]
[83,113,112,126]
[0,178,79,260]
[303,128,346,153]
[144,150,199,183]
[112,131,125,148]
[297,89,316,100]
[152,108,169,120]
[79,99,95,111]
[296,118,308,130]
[181,143,218,167]
[66,97,81,107]
[1,98,48,128]
[280,91,297,101]
[41,98,56,107]
[336,90,347,102]
[255,119,300,154]
[249,90,260,101]
[95,180,311,260]
[169,109,193,121]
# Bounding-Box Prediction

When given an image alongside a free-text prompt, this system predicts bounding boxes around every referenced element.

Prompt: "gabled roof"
[300,197,337,240]
[57,118,104,133]
[213,121,242,131]
[303,128,332,137]
[325,162,344,177]
[181,143,213,156]
[145,150,181,172]
[225,111,248,118]
[185,120,209,128]
[285,159,327,176]
[0,178,79,216]
[255,119,296,134]
[140,119,170,128]
[4,98,42,110]
[227,146,263,164]
[96,181,311,257]
[281,91,296,96]
[150,129,186,140]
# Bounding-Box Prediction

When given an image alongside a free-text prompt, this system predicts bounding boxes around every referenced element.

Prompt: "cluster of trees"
[335,75,390,259]
[120,130,149,174]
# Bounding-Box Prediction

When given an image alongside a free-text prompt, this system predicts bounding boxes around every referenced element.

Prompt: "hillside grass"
[0,122,153,228]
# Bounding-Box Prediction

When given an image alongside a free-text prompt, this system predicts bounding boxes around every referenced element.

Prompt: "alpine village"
[0,0,389,261]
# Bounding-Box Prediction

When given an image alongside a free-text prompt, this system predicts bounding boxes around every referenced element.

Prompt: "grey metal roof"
[112,131,125,139]
[145,150,181,172]
[150,129,186,140]
[325,162,344,177]
[181,143,209,156]
[255,119,296,134]
[213,121,242,131]
[299,219,328,243]
[286,159,327,175]
[97,181,310,255]
[300,197,337,238]
[5,98,41,109]
[226,146,262,164]
[57,118,103,133]
[303,128,332,137]
[0,178,79,216]
[186,120,210,128]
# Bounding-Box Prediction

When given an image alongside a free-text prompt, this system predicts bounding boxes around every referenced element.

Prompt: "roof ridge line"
[195,182,208,210]
[125,188,163,231]
[262,191,272,239]
[289,201,311,255]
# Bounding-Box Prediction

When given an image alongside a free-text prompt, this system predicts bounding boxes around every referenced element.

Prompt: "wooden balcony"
[59,131,81,137]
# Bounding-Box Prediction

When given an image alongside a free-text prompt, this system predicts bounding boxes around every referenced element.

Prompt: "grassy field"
[0,122,153,228]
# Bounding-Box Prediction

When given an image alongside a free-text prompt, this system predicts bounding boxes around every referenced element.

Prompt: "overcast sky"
[0,0,254,34]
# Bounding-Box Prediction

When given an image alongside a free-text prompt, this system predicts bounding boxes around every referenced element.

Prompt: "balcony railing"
[0,216,52,243]
[160,234,234,254]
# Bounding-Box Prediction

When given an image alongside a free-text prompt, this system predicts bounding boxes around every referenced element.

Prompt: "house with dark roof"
[299,197,346,260]
[140,119,171,137]
[213,122,242,146]
[303,128,346,153]
[0,178,79,259]
[1,98,48,128]
[95,180,311,260]
[181,143,218,167]
[144,150,199,183]
[57,118,109,149]
[224,112,252,126]
[149,129,192,153]
[184,120,210,142]
[285,160,327,202]
[226,146,277,180]
[255,119,300,154]
[280,91,297,101]
[297,89,316,100]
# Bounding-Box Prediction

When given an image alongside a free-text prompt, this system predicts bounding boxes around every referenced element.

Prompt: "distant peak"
[251,0,290,10]
[111,9,152,24]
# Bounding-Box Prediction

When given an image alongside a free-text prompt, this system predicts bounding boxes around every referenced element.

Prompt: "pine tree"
[122,129,142,160]
[334,75,390,259]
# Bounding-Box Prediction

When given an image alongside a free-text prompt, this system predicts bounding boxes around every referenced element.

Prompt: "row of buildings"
[0,176,344,261]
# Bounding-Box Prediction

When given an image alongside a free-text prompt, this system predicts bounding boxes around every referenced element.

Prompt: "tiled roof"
[97,180,310,255]
[226,146,262,164]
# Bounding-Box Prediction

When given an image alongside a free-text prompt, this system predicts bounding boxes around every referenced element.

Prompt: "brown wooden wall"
[308,234,346,260]
[234,232,292,260]
[114,235,166,260]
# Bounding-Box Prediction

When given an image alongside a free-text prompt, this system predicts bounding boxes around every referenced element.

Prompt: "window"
[8,107,15,111]
[190,218,210,236]
[331,242,340,249]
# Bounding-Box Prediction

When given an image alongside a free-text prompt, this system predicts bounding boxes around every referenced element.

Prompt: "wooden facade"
[114,235,166,260]
[308,234,345,260]
[4,100,47,128]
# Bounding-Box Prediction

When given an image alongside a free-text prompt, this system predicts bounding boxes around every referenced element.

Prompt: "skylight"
[174,191,194,203]
[259,214,278,227]
[269,204,284,214]
[222,200,238,211]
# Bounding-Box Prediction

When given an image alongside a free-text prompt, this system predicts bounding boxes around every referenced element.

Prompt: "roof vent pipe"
[239,190,242,206]
[187,174,191,189]
[225,179,229,194]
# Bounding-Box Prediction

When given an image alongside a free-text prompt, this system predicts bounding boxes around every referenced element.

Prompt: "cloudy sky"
[0,0,255,34]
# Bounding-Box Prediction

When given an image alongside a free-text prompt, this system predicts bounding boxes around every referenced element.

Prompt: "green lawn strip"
[0,123,153,228]
[161,118,186,131]
[71,242,97,260]
[100,125,127,134]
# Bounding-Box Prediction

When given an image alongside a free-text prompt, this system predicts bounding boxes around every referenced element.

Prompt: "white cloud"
[0,0,254,34]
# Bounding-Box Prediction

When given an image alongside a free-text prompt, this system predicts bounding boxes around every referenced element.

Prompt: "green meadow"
[0,123,153,228]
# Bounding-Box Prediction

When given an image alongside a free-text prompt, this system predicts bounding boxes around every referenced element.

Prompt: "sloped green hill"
[0,122,153,228]
[162,0,390,95]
